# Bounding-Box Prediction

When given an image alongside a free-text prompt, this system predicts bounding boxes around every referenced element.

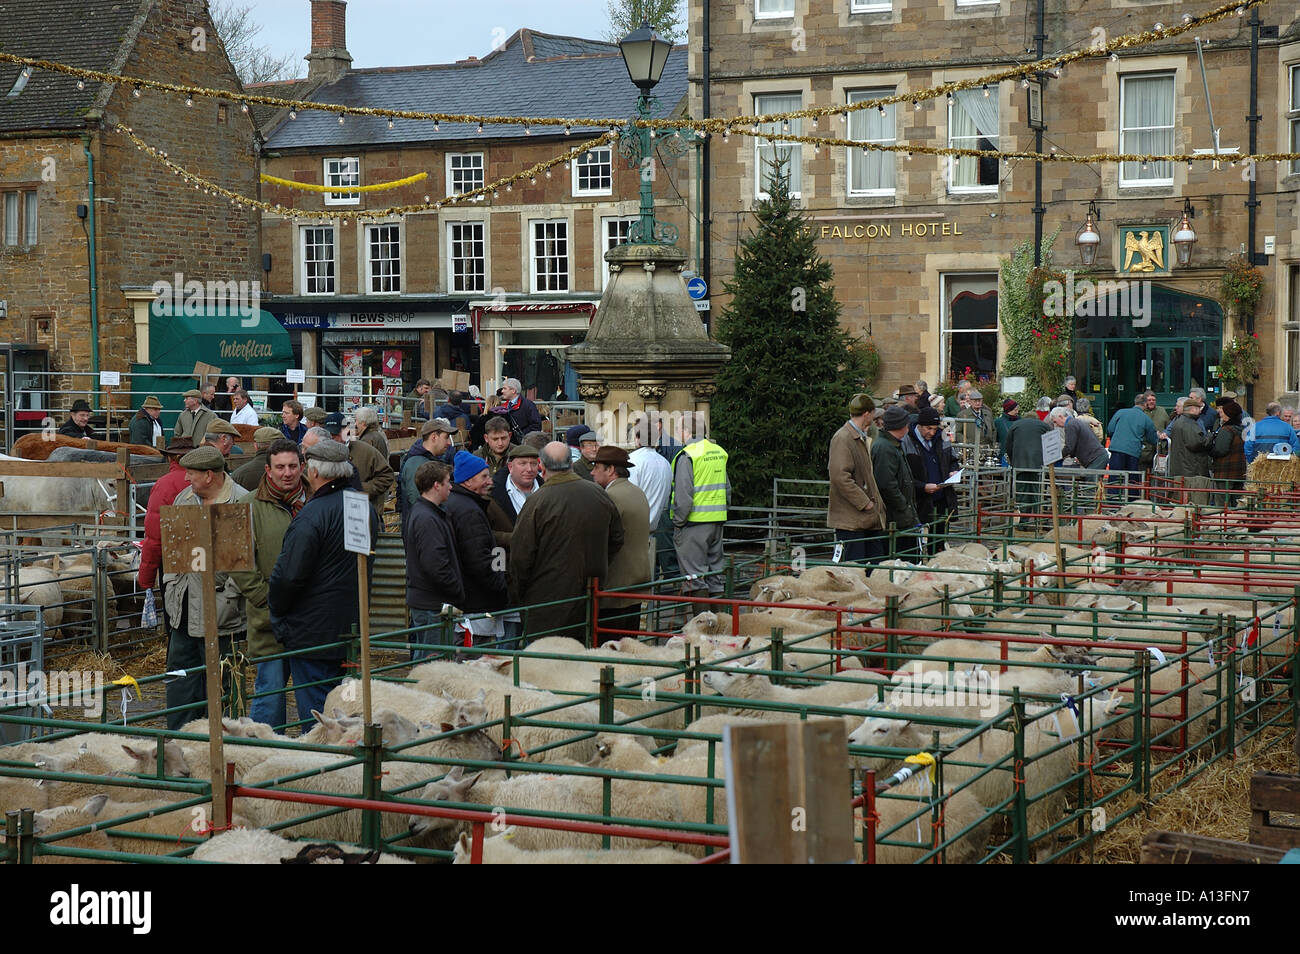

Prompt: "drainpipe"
[1245,7,1260,411]
[701,0,711,305]
[81,134,101,378]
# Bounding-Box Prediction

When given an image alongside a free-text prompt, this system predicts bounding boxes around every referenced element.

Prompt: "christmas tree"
[711,165,868,507]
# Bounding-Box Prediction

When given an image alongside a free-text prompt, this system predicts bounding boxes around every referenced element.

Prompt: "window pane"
[949,90,999,188]
[847,90,894,193]
[944,275,998,378]
[23,192,37,245]
[368,225,400,293]
[303,227,335,294]
[449,222,485,293]
[757,0,794,15]
[1120,75,1174,182]
[449,154,484,196]
[325,158,360,203]
[1292,65,1300,109]
[576,147,612,194]
[533,221,569,292]
[3,193,16,246]
[756,93,802,195]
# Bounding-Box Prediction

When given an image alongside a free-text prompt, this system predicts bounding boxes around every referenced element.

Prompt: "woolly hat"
[453,450,488,484]
[848,393,874,416]
[1002,399,1018,413]
[916,406,942,427]
[304,437,349,463]
[179,446,226,471]
[1220,399,1243,425]
[322,412,347,435]
[882,406,910,430]
[566,424,593,447]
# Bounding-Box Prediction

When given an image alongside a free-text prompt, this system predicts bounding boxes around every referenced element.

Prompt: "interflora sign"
[218,338,276,360]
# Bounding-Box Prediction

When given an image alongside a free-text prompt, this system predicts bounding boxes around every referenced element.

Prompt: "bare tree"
[210,0,301,86]
[604,0,687,44]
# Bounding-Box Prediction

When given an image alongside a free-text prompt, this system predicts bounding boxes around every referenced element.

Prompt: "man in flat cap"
[870,405,921,558]
[827,393,887,563]
[320,411,394,514]
[160,445,246,730]
[304,406,329,428]
[270,436,378,718]
[173,389,214,443]
[490,443,543,527]
[398,418,457,531]
[232,426,287,492]
[137,437,194,598]
[590,445,650,634]
[203,417,243,462]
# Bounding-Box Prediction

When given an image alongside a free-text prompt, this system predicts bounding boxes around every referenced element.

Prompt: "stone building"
[690,0,1300,418]
[0,0,263,423]
[257,0,692,411]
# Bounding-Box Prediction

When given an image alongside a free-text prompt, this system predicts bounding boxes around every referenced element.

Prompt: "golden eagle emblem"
[1123,230,1164,272]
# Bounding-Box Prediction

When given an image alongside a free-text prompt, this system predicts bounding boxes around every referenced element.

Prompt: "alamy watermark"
[1043,271,1151,328]
[0,664,104,716]
[151,272,261,327]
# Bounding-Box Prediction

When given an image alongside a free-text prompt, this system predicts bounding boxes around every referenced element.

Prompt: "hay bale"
[1246,454,1300,496]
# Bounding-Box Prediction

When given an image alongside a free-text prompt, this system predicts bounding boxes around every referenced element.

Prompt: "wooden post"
[114,447,131,526]
[103,385,113,443]
[357,551,373,725]
[1047,463,1065,606]
[196,506,227,827]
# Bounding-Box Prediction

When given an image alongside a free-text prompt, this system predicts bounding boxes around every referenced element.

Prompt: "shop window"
[324,157,360,205]
[573,146,613,196]
[448,221,486,293]
[366,224,401,293]
[447,153,485,198]
[1119,74,1175,187]
[531,219,569,293]
[756,0,794,18]
[847,89,894,196]
[601,216,637,289]
[942,274,998,380]
[301,225,336,295]
[755,92,802,199]
[948,90,998,192]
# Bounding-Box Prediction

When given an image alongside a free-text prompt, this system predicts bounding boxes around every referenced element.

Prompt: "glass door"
[1104,341,1138,421]
[1142,340,1188,407]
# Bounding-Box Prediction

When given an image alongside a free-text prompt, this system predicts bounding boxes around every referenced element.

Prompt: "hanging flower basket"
[1218,333,1261,389]
[1219,256,1264,319]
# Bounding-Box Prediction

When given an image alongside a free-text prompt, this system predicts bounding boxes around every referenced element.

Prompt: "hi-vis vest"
[671,439,729,523]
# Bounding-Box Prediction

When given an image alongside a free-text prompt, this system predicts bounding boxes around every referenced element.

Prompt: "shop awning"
[146,305,294,374]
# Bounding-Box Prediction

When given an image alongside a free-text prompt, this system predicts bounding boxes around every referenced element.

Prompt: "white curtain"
[951,90,998,187]
[1121,75,1174,181]
[757,93,802,195]
[848,92,894,192]
[3,193,16,246]
[24,192,37,245]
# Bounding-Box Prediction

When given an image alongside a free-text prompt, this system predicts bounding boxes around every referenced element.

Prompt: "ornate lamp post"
[1171,198,1197,267]
[618,21,677,245]
[1075,200,1101,267]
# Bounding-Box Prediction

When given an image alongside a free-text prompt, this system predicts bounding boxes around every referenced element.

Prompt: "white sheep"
[28,794,239,861]
[16,565,64,632]
[452,828,695,864]
[699,658,890,719]
[193,827,413,864]
[858,786,994,864]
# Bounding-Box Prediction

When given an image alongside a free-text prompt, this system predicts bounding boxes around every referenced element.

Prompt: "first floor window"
[949,89,999,191]
[756,0,794,17]
[602,216,637,288]
[366,224,401,293]
[448,153,485,197]
[532,220,569,292]
[847,89,895,195]
[1287,266,1300,392]
[3,192,17,245]
[755,92,802,198]
[324,157,360,204]
[942,274,998,379]
[448,222,486,293]
[23,192,37,245]
[574,146,613,196]
[1289,65,1300,176]
[1119,73,1175,186]
[302,226,336,295]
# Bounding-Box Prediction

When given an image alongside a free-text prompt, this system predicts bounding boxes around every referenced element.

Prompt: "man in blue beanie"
[445,450,509,648]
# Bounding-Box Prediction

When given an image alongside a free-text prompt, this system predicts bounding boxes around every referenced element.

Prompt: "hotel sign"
[815,220,963,240]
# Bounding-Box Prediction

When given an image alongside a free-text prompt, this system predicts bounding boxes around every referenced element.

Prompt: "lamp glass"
[1172,215,1196,266]
[619,22,672,91]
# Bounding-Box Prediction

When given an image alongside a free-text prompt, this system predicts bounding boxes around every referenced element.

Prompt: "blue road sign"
[686,277,708,300]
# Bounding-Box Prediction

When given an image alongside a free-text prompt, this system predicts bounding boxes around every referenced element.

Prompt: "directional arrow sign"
[686,276,708,300]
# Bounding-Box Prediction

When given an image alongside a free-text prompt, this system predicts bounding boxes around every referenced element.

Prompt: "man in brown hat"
[59,399,97,440]
[129,395,165,447]
[137,437,195,595]
[896,385,921,427]
[174,389,215,443]
[161,445,245,730]
[398,417,457,530]
[827,393,888,563]
[203,417,243,461]
[232,426,288,491]
[590,446,651,633]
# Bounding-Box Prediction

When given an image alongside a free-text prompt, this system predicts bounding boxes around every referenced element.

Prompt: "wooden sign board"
[438,369,471,392]
[159,503,255,574]
[724,720,854,864]
[192,361,223,382]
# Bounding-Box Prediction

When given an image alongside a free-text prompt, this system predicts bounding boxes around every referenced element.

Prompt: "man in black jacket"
[491,444,543,525]
[445,452,508,648]
[902,406,960,555]
[870,405,920,558]
[59,399,97,440]
[404,460,465,661]
[499,377,542,439]
[268,437,378,721]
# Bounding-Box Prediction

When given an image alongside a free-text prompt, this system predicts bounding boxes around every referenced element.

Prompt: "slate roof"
[264,28,688,150]
[0,0,150,133]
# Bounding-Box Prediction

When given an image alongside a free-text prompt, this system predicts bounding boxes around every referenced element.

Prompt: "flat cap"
[204,418,240,437]
[507,444,541,460]
[253,426,282,444]
[304,406,328,423]
[162,437,195,456]
[848,393,874,416]
[421,417,456,436]
[179,446,226,471]
[304,437,350,463]
[182,389,202,400]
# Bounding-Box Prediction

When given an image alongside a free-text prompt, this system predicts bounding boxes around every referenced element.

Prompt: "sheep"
[322,679,456,736]
[891,639,1090,700]
[28,794,238,861]
[15,565,64,631]
[583,734,730,833]
[676,620,865,674]
[0,775,50,813]
[847,706,1075,862]
[193,827,413,864]
[674,712,794,753]
[7,732,188,775]
[699,657,890,719]
[408,763,688,853]
[411,662,647,763]
[858,786,995,864]
[453,828,696,864]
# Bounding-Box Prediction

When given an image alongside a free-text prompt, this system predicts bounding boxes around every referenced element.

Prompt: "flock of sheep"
[1,501,1295,863]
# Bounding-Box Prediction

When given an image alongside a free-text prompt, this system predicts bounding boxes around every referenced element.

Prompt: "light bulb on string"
[982,85,989,97]
[132,86,141,98]
[337,114,345,124]
[289,110,297,120]
[240,103,248,113]
[1182,13,1192,23]
[912,101,920,111]
[878,104,886,116]
[1110,53,1119,62]
[185,97,193,107]
[1021,77,1030,89]
[477,122,483,134]
[76,79,85,90]
[1154,22,1163,31]
[434,121,440,132]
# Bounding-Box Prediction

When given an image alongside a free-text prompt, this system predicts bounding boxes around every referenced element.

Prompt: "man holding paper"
[902,406,960,555]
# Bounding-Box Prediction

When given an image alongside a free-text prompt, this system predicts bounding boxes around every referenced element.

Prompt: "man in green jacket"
[870,406,920,558]
[228,438,308,730]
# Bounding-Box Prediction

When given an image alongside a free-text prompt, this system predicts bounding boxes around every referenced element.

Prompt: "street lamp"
[1075,200,1101,267]
[1171,198,1197,266]
[618,22,677,245]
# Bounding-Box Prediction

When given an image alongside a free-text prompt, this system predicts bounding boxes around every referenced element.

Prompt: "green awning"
[146,305,294,374]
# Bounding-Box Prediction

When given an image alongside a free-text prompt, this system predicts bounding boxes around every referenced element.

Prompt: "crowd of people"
[126,379,730,731]
[828,374,1300,559]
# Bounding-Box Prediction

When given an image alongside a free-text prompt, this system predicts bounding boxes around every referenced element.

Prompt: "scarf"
[257,473,308,517]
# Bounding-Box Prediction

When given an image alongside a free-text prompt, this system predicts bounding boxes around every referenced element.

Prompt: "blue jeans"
[288,657,345,725]
[249,658,288,730]
[1108,451,1141,500]
[409,608,455,662]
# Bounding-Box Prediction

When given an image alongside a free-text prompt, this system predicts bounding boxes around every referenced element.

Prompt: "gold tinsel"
[259,171,428,194]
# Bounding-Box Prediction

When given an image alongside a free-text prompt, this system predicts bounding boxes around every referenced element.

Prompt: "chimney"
[306,0,352,83]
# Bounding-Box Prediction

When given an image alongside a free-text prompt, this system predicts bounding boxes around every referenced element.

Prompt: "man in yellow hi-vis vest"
[670,421,731,611]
